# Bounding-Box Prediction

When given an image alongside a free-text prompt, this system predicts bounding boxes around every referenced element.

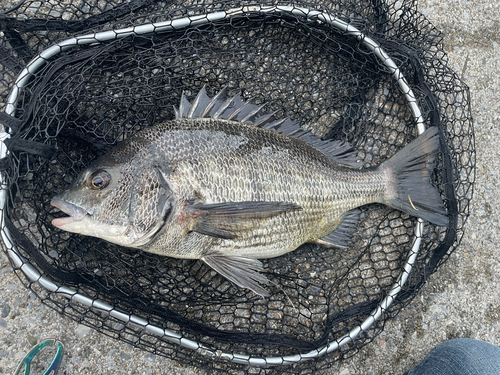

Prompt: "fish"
[50,86,448,297]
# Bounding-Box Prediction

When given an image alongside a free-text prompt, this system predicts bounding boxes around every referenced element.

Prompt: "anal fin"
[202,255,270,297]
[312,209,361,249]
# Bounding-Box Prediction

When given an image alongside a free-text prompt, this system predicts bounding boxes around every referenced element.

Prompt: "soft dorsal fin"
[175,86,362,168]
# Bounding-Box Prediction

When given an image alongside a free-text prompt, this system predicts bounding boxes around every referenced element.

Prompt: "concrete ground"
[0,0,498,374]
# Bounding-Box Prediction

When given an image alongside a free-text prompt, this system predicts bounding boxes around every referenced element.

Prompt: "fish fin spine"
[175,86,363,168]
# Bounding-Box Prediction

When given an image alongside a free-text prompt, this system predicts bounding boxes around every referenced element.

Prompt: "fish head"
[51,153,175,247]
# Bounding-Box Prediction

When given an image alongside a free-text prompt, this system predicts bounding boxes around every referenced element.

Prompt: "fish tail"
[380,127,448,226]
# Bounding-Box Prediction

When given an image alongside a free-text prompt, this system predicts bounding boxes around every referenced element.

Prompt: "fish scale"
[138,123,387,258]
[51,87,448,296]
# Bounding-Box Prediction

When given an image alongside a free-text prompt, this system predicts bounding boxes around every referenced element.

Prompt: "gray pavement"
[0,0,498,374]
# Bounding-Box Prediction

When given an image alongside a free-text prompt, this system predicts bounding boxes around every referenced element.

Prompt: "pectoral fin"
[202,255,270,297]
[186,201,302,239]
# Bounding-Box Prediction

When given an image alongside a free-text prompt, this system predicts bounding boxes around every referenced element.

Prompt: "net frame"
[0,4,432,367]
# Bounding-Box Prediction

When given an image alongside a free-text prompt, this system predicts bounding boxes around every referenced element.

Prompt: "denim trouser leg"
[403,339,500,375]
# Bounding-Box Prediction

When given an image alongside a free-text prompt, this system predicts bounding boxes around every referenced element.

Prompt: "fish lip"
[50,196,88,227]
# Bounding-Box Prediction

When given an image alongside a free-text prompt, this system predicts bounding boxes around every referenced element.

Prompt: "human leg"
[403,338,500,375]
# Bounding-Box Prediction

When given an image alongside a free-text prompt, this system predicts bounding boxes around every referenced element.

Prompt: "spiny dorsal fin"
[175,86,362,168]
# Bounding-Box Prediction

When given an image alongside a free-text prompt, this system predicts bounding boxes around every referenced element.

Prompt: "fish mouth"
[51,196,89,227]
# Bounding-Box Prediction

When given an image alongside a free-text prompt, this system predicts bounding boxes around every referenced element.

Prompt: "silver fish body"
[51,87,448,296]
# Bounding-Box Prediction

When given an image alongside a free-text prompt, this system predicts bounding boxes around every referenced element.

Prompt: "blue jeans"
[404,339,500,375]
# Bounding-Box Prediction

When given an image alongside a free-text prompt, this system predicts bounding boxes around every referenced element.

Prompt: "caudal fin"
[380,127,448,226]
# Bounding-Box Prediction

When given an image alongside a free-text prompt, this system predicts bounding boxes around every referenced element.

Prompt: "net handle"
[0,4,426,366]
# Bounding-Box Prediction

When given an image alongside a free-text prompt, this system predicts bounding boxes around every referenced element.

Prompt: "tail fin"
[380,127,448,226]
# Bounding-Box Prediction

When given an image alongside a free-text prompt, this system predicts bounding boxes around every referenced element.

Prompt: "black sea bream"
[51,87,448,296]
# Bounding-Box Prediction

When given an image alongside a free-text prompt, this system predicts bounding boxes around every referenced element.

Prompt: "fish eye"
[88,170,111,190]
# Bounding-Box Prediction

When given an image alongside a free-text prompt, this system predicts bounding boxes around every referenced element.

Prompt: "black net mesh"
[0,0,474,373]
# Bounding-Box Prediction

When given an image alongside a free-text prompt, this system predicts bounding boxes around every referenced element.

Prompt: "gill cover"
[125,167,175,246]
